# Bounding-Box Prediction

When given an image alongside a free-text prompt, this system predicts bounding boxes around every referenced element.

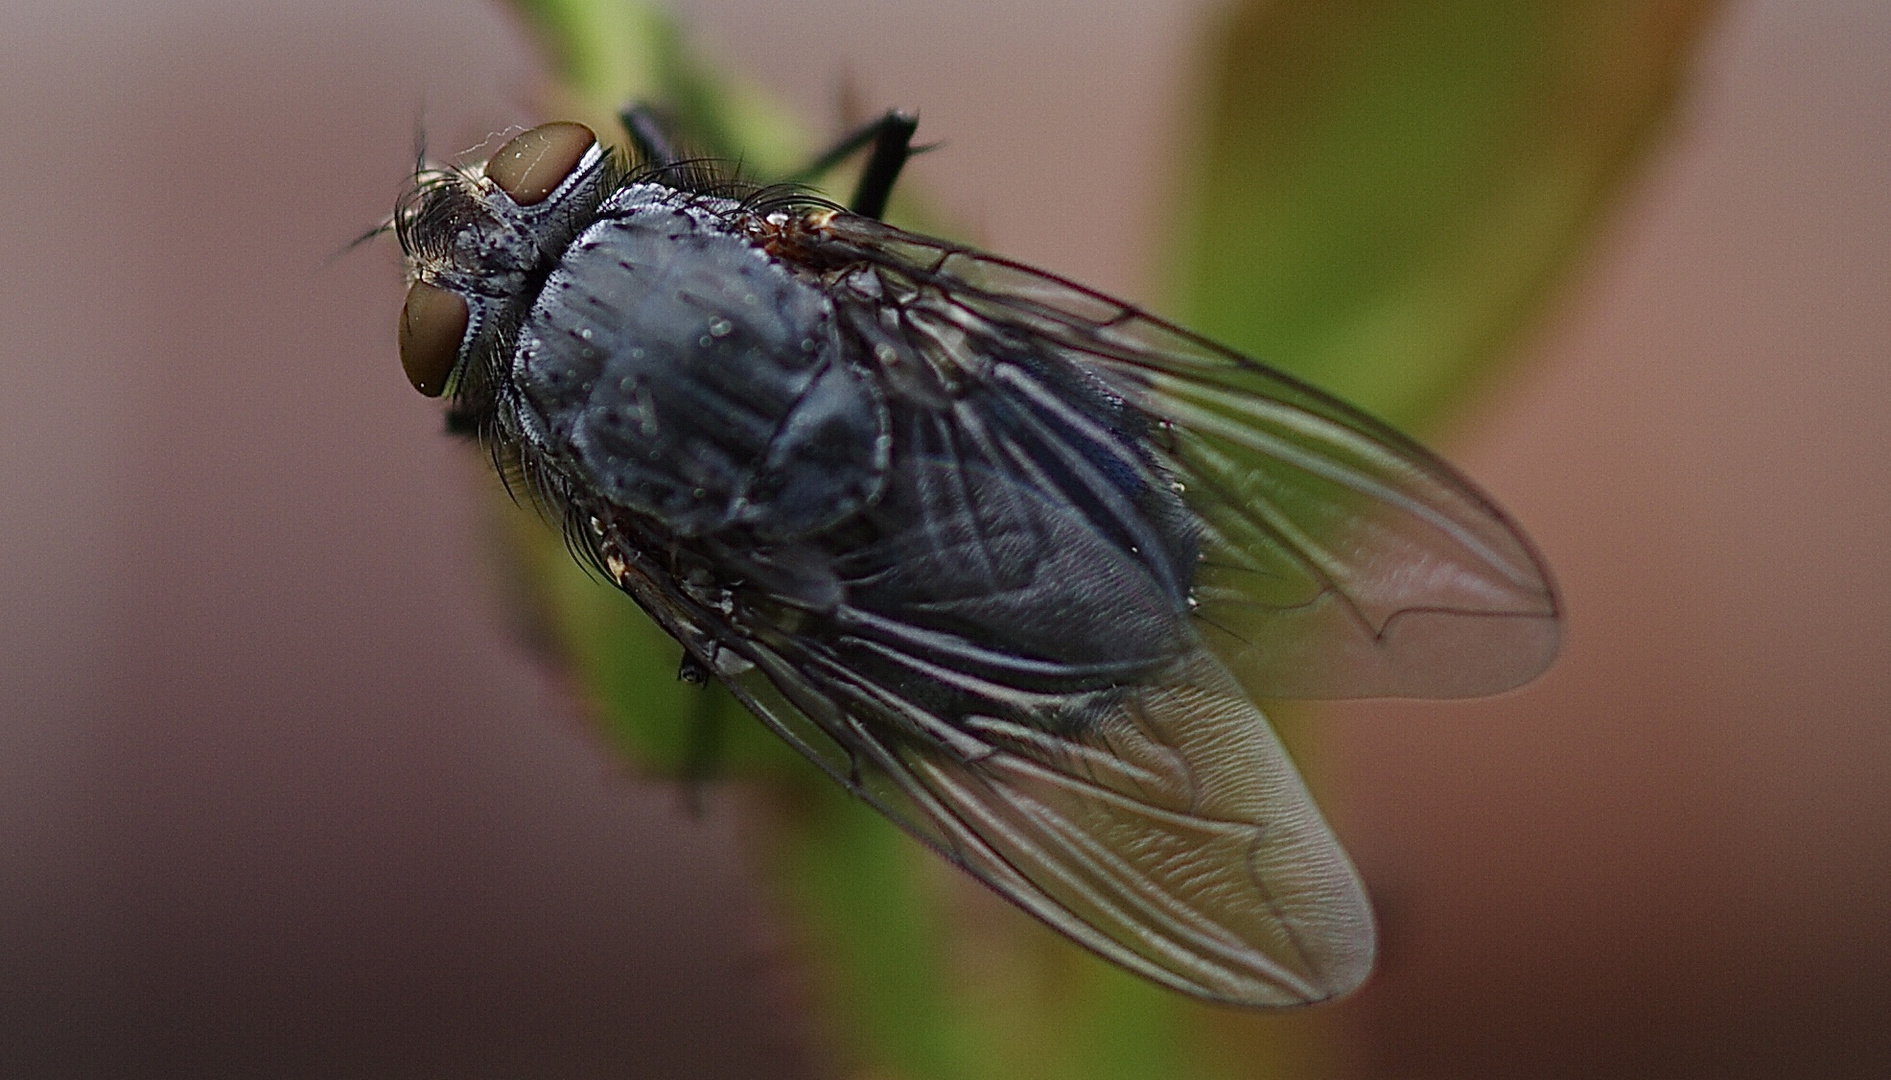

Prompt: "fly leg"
[677,679,727,816]
[788,109,920,220]
[621,102,921,219]
[847,111,919,220]
[620,103,683,167]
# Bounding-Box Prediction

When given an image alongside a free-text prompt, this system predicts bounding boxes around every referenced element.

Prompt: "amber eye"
[485,121,597,206]
[398,280,469,397]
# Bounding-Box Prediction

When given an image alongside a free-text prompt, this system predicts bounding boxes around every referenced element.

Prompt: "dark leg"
[847,111,919,220]
[619,103,682,167]
[789,109,919,220]
[623,102,920,219]
[677,675,727,816]
[677,653,711,686]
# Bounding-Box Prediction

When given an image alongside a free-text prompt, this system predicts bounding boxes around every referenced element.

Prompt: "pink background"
[0,1,1884,1075]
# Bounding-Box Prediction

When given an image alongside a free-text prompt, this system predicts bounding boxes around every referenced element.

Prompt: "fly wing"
[597,393,1374,1004]
[804,216,1560,699]
[580,227,1392,1002]
[711,629,1375,1007]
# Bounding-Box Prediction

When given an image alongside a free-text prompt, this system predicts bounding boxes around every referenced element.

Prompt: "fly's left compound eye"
[485,121,597,206]
[398,280,469,397]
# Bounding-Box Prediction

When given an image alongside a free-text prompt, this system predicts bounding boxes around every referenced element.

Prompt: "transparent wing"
[806,215,1560,699]
[715,627,1375,1007]
[599,469,1373,1006]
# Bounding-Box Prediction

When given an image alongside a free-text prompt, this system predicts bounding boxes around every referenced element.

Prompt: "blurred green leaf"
[506,0,805,167]
[1170,0,1720,433]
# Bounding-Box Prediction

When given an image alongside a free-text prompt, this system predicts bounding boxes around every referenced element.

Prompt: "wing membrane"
[811,216,1560,698]
[716,631,1374,1006]
[607,450,1374,1004]
[585,207,1566,1008]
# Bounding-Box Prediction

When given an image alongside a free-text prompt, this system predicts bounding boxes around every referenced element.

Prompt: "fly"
[392,105,1560,1006]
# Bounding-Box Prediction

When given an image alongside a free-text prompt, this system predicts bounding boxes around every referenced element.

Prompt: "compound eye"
[398,280,469,397]
[486,121,597,206]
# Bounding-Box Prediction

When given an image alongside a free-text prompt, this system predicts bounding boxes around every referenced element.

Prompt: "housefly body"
[393,107,1560,1007]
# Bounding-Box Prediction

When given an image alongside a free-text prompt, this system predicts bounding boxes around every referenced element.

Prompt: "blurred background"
[0,1,1884,1077]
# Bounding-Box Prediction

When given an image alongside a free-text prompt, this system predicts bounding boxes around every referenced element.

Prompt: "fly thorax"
[512,199,890,542]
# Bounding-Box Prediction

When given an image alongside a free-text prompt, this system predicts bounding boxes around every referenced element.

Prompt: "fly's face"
[396,122,612,398]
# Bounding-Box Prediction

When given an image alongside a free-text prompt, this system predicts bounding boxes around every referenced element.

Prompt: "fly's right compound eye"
[485,121,597,206]
[398,280,469,397]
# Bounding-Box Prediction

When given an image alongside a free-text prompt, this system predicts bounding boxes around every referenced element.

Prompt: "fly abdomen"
[515,194,888,539]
